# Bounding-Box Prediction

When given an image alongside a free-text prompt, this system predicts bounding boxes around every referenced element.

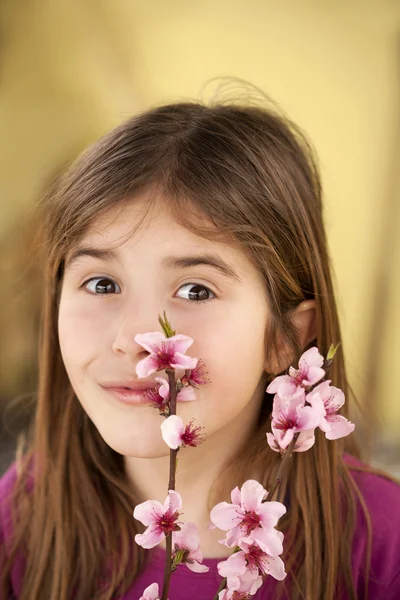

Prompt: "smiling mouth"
[102,386,155,406]
[100,381,158,392]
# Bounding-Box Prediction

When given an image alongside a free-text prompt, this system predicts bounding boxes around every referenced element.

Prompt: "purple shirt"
[1,454,400,599]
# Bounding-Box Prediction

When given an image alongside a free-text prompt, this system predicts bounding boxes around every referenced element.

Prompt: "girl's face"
[58,196,271,458]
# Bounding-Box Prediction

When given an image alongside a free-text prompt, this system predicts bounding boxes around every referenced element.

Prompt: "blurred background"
[0,0,399,476]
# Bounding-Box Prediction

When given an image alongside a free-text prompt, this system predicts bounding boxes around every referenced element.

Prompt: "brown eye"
[84,277,121,294]
[176,283,216,304]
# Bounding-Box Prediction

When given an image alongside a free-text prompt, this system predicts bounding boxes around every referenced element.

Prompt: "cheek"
[185,309,267,415]
[58,293,110,367]
[193,305,266,376]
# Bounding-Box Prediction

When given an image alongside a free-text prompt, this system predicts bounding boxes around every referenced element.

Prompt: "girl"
[1,96,400,600]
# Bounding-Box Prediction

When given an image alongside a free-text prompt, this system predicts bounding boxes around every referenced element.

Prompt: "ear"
[289,299,317,349]
[264,299,317,375]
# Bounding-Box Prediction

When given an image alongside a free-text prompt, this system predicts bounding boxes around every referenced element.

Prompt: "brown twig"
[161,370,179,600]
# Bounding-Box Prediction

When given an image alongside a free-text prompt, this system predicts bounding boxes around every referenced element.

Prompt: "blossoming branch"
[132,313,355,600]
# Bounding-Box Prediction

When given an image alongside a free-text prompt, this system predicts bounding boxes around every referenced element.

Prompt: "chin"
[99,428,171,459]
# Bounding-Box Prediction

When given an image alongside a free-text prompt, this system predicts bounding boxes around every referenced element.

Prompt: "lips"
[101,381,158,392]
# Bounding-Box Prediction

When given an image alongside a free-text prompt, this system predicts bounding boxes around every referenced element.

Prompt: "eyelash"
[81,277,217,305]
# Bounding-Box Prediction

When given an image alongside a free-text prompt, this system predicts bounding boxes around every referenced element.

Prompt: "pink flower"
[218,538,286,584]
[270,392,324,450]
[266,429,316,454]
[238,538,286,581]
[209,480,286,553]
[267,347,325,396]
[306,380,355,440]
[139,583,162,600]
[217,557,263,599]
[161,415,205,450]
[133,490,183,549]
[171,522,210,573]
[147,376,197,411]
[156,377,197,402]
[180,358,210,388]
[134,332,198,378]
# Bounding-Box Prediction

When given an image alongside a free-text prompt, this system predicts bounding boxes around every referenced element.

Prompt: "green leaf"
[326,342,340,362]
[158,311,176,338]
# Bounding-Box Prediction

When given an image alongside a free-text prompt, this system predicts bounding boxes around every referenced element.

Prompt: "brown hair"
[1,94,398,600]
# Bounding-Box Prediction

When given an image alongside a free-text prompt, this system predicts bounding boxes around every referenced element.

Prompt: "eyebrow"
[65,247,242,283]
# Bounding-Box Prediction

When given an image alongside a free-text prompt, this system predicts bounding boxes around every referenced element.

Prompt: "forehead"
[76,196,250,273]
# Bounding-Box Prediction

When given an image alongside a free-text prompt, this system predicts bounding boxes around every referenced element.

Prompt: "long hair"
[1,97,397,599]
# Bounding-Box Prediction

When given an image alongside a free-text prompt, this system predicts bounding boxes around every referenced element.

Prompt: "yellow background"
[0,1,399,463]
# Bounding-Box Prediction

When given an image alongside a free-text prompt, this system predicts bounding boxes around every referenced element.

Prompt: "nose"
[112,313,160,360]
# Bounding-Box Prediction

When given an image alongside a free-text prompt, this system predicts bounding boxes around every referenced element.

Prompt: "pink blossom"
[156,377,197,402]
[270,392,324,450]
[161,415,205,450]
[237,538,286,581]
[134,332,198,378]
[266,429,316,454]
[209,480,286,553]
[218,538,286,584]
[139,583,162,600]
[180,358,210,388]
[217,557,263,599]
[133,490,183,549]
[171,522,210,573]
[267,347,325,396]
[147,376,197,410]
[306,380,355,440]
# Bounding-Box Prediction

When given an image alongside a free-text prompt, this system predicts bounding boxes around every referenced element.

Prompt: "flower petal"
[303,366,326,386]
[261,554,287,581]
[167,334,195,354]
[296,404,324,430]
[171,353,198,370]
[135,527,163,549]
[161,415,185,449]
[307,379,331,399]
[230,486,241,506]
[134,332,167,354]
[155,377,170,400]
[217,551,247,578]
[258,501,287,529]
[185,560,210,573]
[276,427,294,449]
[223,524,243,548]
[210,502,243,531]
[266,375,291,394]
[136,354,162,378]
[177,386,197,401]
[276,380,304,401]
[240,480,267,511]
[298,347,324,370]
[249,527,284,556]
[173,521,199,551]
[266,432,281,453]
[164,489,182,513]
[133,499,163,526]
[139,582,160,600]
[294,430,316,452]
[325,415,355,440]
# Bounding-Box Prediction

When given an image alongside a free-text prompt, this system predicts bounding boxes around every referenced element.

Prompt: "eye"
[175,283,216,304]
[83,277,121,295]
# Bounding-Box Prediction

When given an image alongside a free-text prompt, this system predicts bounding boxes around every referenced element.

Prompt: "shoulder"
[344,452,400,520]
[343,453,400,598]
[344,451,400,503]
